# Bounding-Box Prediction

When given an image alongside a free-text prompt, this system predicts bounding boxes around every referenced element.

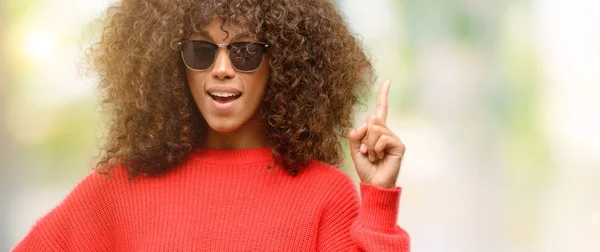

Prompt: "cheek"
[186,69,204,85]
[247,76,269,105]
[251,61,270,96]
[242,82,267,112]
[186,71,208,97]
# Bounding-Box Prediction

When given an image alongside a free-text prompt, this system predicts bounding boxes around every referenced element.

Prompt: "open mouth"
[208,92,242,103]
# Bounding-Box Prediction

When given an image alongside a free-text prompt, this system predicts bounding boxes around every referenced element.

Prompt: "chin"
[205,118,242,133]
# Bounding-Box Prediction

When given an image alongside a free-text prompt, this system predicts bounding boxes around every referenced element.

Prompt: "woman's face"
[185,17,269,134]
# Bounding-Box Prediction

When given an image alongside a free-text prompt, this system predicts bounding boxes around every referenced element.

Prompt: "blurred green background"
[1,0,599,251]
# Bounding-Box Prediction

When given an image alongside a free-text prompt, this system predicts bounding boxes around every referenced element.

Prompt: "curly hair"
[85,0,374,178]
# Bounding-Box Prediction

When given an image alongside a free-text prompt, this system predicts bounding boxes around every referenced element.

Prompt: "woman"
[13,0,409,251]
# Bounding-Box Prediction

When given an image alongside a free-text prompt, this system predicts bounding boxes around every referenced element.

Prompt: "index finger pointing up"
[376,79,391,122]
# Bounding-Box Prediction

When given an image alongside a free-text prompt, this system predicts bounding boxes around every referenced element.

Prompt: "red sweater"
[12,147,410,251]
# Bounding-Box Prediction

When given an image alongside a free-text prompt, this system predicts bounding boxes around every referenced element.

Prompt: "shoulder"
[302,160,355,182]
[67,164,131,197]
[35,163,135,227]
[42,164,130,218]
[302,160,361,223]
[14,165,131,250]
[300,160,360,201]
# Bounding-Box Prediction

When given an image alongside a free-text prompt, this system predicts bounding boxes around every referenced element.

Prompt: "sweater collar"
[189,147,274,164]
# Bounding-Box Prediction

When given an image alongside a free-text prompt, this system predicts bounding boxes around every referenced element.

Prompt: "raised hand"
[348,80,406,189]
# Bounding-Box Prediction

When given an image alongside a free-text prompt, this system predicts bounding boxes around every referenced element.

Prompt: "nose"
[211,47,235,80]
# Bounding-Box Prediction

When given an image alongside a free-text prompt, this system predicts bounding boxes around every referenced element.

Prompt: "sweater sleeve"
[11,170,115,252]
[316,176,410,252]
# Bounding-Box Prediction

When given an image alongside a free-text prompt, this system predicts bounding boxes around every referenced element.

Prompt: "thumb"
[348,122,367,156]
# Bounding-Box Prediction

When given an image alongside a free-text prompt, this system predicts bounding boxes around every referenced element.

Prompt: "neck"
[203,113,269,150]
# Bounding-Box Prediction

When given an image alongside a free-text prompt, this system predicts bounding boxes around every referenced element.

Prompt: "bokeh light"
[23,29,56,62]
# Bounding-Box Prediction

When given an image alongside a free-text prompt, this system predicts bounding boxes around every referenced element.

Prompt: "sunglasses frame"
[177,39,271,73]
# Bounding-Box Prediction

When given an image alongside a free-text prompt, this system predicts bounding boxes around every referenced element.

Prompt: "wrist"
[364,179,398,189]
[356,183,402,229]
[373,183,397,189]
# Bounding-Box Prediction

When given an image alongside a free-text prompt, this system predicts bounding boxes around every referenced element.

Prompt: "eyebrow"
[193,29,256,43]
[231,32,255,42]
[193,29,211,39]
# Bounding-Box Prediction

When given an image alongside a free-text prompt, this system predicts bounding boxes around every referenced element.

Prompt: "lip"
[205,85,242,112]
[206,86,242,95]
[209,94,241,112]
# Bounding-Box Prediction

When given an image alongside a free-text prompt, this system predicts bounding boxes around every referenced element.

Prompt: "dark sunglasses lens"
[229,42,265,72]
[182,41,216,70]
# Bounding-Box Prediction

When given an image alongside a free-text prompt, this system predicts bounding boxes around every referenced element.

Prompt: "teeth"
[209,92,240,98]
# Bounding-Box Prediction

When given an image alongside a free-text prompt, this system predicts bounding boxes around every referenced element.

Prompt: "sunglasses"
[177,40,271,72]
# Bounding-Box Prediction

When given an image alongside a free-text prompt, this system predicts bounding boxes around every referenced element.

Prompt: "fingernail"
[360,144,367,153]
[360,122,367,130]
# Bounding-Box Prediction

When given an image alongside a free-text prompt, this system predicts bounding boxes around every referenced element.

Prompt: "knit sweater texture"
[12,147,410,251]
